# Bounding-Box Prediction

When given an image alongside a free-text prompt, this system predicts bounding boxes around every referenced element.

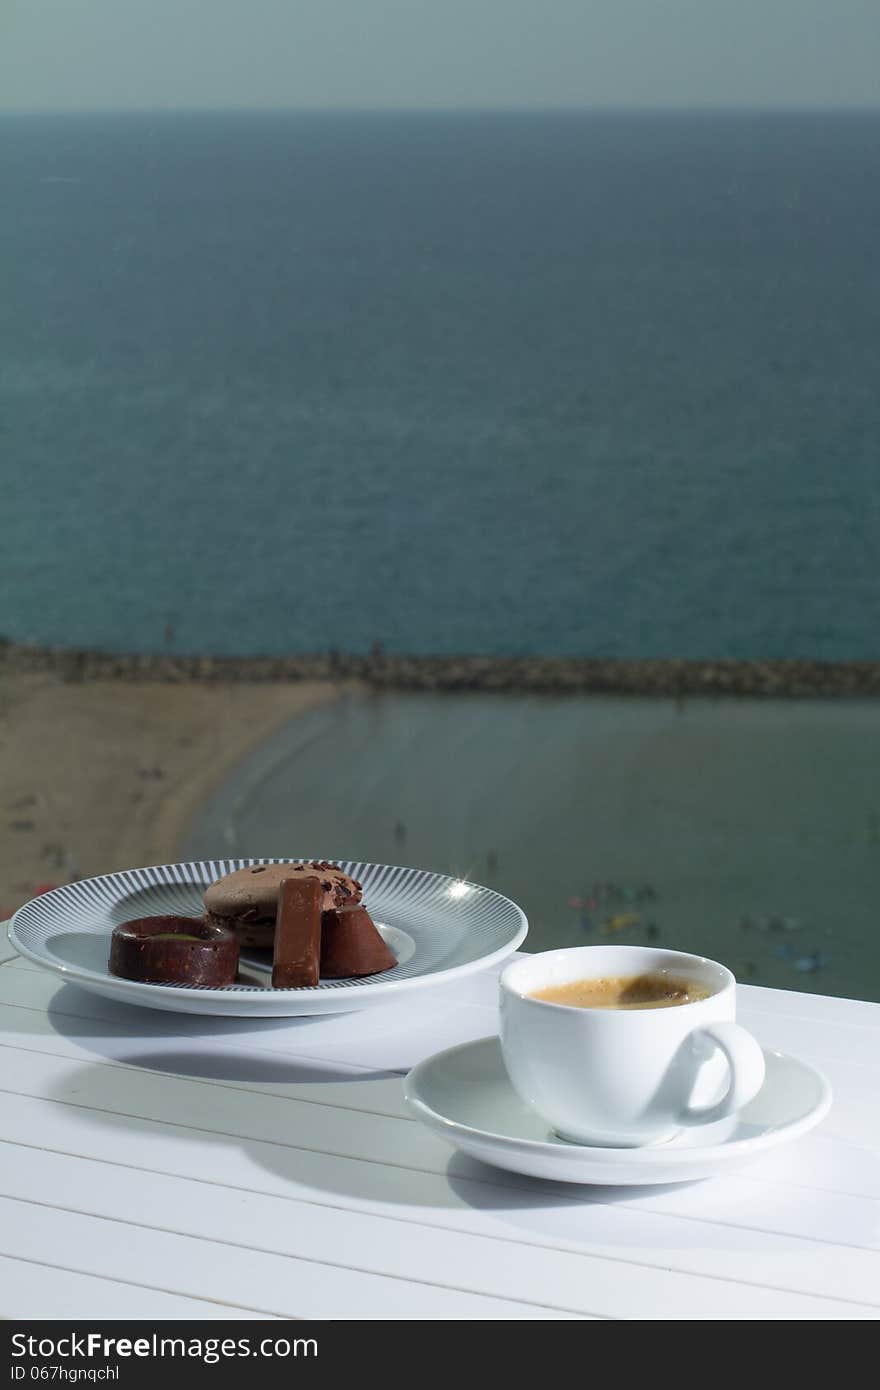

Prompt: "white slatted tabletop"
[1,925,878,1321]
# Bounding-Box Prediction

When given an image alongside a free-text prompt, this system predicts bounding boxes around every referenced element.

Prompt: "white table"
[1,927,878,1321]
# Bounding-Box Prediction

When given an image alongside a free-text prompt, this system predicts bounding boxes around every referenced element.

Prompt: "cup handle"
[680,1021,766,1125]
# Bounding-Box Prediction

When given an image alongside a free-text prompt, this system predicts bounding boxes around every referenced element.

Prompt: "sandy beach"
[0,671,346,916]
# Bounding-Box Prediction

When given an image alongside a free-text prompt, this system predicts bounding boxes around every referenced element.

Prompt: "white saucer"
[404,1036,832,1185]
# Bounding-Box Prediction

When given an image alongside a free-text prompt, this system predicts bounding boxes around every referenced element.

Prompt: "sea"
[3,108,880,660]
[185,690,880,1000]
[5,109,880,998]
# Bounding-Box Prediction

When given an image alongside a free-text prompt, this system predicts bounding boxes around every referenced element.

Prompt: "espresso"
[530,972,711,1010]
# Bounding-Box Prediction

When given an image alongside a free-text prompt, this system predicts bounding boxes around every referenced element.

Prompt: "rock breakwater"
[3,640,880,697]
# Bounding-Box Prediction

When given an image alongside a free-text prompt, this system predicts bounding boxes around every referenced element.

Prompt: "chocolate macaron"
[204,861,362,949]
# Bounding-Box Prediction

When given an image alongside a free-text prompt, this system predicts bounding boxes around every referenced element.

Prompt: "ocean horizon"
[3,108,880,659]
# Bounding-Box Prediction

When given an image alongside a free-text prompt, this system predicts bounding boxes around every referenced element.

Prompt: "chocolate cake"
[109,915,239,986]
[319,904,398,979]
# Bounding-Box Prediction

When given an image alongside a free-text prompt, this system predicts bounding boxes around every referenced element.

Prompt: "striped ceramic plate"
[8,859,528,1016]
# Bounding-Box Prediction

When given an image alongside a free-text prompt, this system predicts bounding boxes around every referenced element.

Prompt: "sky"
[2,0,879,112]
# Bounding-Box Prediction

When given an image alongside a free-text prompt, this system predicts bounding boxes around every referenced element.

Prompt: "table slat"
[0,1252,282,1320]
[0,1196,588,1321]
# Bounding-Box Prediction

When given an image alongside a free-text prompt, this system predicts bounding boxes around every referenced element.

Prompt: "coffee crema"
[529,972,712,1010]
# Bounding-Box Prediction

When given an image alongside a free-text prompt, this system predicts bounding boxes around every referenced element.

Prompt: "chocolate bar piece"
[272,876,323,988]
[320,904,397,979]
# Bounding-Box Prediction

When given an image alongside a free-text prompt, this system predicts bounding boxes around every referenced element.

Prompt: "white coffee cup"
[500,945,765,1147]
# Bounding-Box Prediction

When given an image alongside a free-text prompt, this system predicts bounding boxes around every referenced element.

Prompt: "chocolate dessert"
[272,876,323,988]
[204,861,362,949]
[109,915,239,986]
[320,903,397,979]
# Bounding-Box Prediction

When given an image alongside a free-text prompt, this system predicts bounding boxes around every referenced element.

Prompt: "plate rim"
[8,858,529,1008]
[404,1035,833,1167]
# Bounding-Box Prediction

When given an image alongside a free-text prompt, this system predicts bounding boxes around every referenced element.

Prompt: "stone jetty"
[3,639,880,697]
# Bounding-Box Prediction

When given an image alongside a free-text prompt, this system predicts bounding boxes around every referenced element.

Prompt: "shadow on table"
[440,1160,779,1257]
[40,984,709,1233]
[40,1053,470,1213]
[43,981,363,1037]
[39,1048,709,1240]
[113,1049,399,1086]
[45,987,399,1085]
[241,1141,712,1233]
[447,1156,707,1209]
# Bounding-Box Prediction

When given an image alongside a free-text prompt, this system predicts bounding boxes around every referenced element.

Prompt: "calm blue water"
[185,691,880,1000]
[3,110,880,659]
